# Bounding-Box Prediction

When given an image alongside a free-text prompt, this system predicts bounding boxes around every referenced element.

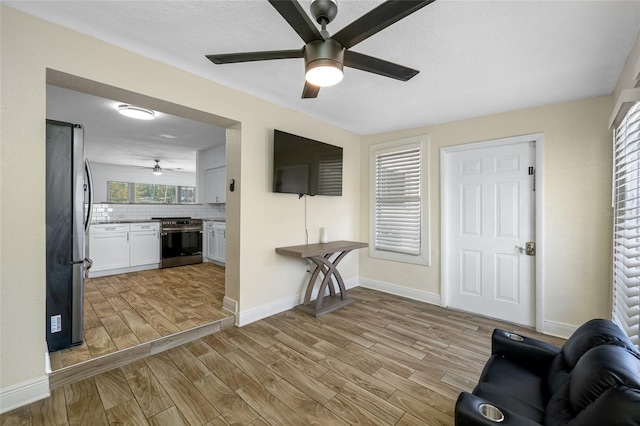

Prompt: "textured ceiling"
[8,1,640,135]
[46,85,227,172]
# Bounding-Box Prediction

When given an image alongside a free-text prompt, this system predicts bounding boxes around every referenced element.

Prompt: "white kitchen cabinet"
[205,221,216,260]
[205,166,226,204]
[89,224,129,272]
[89,222,160,277]
[204,220,225,265]
[196,144,226,203]
[214,222,226,263]
[129,222,160,267]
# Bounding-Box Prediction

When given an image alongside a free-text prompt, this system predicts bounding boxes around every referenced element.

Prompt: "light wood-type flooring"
[2,287,565,426]
[48,262,234,389]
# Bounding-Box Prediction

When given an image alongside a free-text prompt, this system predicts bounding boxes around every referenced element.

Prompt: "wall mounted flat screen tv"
[273,129,343,196]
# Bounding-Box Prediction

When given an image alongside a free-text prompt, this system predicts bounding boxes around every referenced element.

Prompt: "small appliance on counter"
[45,120,93,352]
[152,217,203,268]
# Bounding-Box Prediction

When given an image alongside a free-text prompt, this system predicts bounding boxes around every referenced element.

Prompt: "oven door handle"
[162,227,203,233]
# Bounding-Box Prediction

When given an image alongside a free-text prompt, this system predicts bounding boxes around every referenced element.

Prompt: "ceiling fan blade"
[332,0,435,49]
[344,50,419,81]
[206,49,303,64]
[268,0,324,44]
[302,81,320,98]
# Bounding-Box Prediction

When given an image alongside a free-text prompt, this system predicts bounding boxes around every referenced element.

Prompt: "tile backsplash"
[91,203,225,222]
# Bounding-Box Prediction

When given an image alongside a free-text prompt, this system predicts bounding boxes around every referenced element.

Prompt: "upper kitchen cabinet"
[197,144,226,204]
[206,166,226,203]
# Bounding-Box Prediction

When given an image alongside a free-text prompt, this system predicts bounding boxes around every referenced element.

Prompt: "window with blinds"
[612,100,640,347]
[374,147,422,255]
[369,135,430,266]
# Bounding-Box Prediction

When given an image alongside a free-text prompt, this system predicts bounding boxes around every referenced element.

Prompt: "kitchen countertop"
[91,219,161,224]
[91,218,226,224]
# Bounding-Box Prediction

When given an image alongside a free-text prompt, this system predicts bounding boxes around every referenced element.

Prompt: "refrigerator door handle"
[71,258,92,268]
[84,159,94,234]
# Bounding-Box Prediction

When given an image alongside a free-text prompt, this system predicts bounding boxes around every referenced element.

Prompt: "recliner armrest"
[491,329,560,373]
[455,392,542,426]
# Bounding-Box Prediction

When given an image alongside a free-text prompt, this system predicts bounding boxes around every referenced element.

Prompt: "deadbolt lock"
[515,242,536,256]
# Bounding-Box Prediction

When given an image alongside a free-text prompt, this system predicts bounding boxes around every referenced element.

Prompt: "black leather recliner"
[455,319,640,425]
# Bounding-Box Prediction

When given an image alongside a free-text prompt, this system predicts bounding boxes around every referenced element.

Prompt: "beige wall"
[360,96,614,332]
[0,7,360,392]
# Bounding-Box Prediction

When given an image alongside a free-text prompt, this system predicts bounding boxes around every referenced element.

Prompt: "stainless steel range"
[153,217,203,268]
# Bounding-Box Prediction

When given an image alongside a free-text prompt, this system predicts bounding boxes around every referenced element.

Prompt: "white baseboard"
[543,320,577,339]
[237,277,359,326]
[237,294,301,326]
[232,275,573,340]
[0,376,50,414]
[359,277,441,306]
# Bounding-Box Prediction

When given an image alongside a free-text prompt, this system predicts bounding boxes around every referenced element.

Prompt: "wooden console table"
[276,240,368,317]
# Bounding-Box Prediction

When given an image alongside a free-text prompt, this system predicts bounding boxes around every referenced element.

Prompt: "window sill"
[369,248,430,266]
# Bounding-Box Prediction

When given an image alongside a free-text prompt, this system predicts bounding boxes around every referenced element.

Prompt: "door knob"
[515,242,536,256]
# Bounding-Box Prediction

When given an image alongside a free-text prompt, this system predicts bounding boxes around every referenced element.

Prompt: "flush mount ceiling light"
[152,159,163,175]
[118,104,155,120]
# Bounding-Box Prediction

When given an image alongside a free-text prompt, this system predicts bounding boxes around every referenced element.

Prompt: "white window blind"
[374,147,422,255]
[612,100,640,347]
[318,156,342,196]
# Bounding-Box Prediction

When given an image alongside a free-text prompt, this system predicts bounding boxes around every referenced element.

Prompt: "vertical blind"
[612,100,640,347]
[374,147,422,255]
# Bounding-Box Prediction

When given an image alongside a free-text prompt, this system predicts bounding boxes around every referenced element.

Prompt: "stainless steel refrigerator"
[46,120,93,352]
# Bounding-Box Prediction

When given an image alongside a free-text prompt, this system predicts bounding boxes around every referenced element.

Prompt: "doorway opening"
[45,69,241,383]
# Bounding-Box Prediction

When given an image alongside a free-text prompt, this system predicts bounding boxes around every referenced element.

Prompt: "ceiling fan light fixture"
[305,60,343,87]
[304,39,345,87]
[152,160,163,175]
[118,105,155,120]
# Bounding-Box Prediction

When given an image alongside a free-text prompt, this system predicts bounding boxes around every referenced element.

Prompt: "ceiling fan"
[152,160,164,175]
[205,0,435,98]
[139,159,177,176]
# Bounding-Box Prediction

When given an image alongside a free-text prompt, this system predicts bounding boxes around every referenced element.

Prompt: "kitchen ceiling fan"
[205,0,435,99]
[152,160,164,175]
[139,159,177,176]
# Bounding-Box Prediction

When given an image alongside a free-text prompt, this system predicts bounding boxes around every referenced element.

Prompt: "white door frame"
[440,133,545,332]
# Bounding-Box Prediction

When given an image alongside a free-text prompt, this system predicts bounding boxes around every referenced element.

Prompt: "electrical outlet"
[51,315,61,333]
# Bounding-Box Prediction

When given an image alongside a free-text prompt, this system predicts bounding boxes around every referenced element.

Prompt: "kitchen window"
[107,181,196,204]
[369,135,430,265]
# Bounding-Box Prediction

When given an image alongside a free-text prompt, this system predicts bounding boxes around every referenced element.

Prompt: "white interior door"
[443,140,535,326]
